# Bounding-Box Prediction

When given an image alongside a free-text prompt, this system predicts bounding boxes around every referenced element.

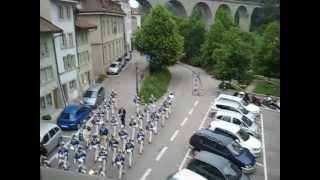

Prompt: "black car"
[189,129,256,173]
[116,57,126,69]
[187,150,251,180]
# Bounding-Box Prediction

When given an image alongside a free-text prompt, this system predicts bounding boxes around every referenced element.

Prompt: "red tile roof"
[79,0,125,15]
[40,16,63,33]
[75,17,97,29]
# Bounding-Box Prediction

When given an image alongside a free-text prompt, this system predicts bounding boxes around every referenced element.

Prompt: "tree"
[254,21,280,78]
[134,5,184,73]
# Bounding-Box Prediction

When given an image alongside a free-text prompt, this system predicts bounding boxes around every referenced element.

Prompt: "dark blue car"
[189,128,256,173]
[57,105,92,130]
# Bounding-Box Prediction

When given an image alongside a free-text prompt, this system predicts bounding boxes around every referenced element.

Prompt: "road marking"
[257,162,264,167]
[170,130,180,142]
[140,168,152,180]
[180,117,188,127]
[179,148,191,170]
[188,108,194,115]
[62,135,71,139]
[260,114,268,180]
[194,100,199,107]
[155,146,168,161]
[199,105,211,129]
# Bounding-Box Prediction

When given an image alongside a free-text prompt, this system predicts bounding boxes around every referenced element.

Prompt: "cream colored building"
[77,0,126,79]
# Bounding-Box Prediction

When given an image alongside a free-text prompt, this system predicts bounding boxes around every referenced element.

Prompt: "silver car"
[40,121,63,155]
[82,84,105,108]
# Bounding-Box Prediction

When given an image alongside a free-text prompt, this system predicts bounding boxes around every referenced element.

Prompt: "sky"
[129,0,139,8]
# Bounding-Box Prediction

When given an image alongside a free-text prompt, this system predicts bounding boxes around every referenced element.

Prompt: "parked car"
[81,84,105,109]
[209,120,262,157]
[116,57,126,68]
[211,100,258,123]
[40,121,63,155]
[167,168,208,180]
[187,151,251,180]
[216,94,261,117]
[107,62,121,75]
[125,53,131,62]
[189,129,256,173]
[57,105,92,130]
[213,110,260,138]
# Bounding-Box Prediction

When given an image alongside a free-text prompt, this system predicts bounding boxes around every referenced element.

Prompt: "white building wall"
[119,1,132,52]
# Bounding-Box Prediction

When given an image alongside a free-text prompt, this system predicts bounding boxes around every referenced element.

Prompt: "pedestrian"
[118,107,126,127]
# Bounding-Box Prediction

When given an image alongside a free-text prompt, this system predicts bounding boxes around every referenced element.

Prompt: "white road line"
[179,148,191,170]
[170,130,180,142]
[194,100,199,107]
[199,106,211,129]
[62,135,71,138]
[188,108,194,115]
[140,168,152,180]
[155,146,168,161]
[180,117,188,127]
[257,162,264,167]
[261,114,268,180]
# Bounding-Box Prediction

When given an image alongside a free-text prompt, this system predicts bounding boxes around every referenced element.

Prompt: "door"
[62,84,69,102]
[47,128,57,152]
[41,133,51,153]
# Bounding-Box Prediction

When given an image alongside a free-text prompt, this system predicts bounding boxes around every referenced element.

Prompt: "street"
[43,51,280,180]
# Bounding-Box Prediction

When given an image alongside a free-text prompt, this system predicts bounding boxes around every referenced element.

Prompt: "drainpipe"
[100,15,106,73]
[52,33,67,108]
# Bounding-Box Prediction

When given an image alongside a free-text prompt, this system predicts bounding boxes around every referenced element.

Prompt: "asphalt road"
[44,51,280,180]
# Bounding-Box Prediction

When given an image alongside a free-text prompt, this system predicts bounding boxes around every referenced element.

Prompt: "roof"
[194,151,230,173]
[209,120,240,134]
[75,17,97,30]
[217,94,242,102]
[131,7,140,15]
[87,84,103,92]
[63,105,81,113]
[196,129,234,146]
[214,99,240,108]
[40,122,59,139]
[216,109,243,119]
[172,169,208,180]
[40,16,63,33]
[79,0,125,15]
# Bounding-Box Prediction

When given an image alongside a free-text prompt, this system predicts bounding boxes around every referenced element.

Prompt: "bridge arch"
[235,5,249,31]
[191,2,212,25]
[165,0,187,17]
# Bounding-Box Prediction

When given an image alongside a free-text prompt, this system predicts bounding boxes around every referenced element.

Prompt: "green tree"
[134,5,184,73]
[254,21,280,78]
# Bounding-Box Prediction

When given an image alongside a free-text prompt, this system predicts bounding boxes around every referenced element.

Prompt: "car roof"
[214,99,240,108]
[195,129,234,146]
[194,151,230,172]
[216,109,243,119]
[40,121,59,139]
[217,94,242,102]
[63,105,81,113]
[210,120,240,134]
[87,84,103,92]
[172,169,208,180]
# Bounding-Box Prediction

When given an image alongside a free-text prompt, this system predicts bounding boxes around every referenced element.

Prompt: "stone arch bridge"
[137,0,263,31]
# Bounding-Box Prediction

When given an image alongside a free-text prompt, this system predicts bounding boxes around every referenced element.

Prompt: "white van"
[40,121,63,154]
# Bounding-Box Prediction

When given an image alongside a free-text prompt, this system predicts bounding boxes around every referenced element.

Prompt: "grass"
[138,68,171,103]
[254,82,280,97]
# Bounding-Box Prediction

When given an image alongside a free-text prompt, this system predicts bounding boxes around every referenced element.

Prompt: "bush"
[218,81,234,90]
[42,115,52,120]
[239,70,254,85]
[139,68,171,103]
[96,74,107,83]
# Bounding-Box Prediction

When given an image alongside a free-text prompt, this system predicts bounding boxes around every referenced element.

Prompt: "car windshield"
[238,105,249,115]
[223,162,241,180]
[241,116,252,126]
[110,64,117,68]
[241,99,249,106]
[227,141,243,156]
[84,90,97,98]
[61,112,75,120]
[238,129,250,141]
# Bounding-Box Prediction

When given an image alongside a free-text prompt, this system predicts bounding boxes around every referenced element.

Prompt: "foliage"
[254,21,280,78]
[96,74,107,83]
[42,115,52,120]
[134,5,184,73]
[254,82,280,97]
[138,68,171,103]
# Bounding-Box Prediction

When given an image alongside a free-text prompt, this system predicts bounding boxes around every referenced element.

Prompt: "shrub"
[42,115,52,120]
[96,74,107,83]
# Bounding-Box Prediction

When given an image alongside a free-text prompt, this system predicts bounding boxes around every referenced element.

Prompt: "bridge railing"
[211,0,264,7]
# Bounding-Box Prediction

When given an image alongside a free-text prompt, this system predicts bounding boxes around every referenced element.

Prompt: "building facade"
[40,16,64,119]
[131,7,141,34]
[77,0,126,79]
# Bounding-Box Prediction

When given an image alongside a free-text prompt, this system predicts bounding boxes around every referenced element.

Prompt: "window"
[107,18,110,35]
[66,6,71,19]
[42,134,50,145]
[69,80,77,91]
[40,41,49,58]
[241,116,252,126]
[215,128,238,141]
[222,116,231,122]
[40,67,54,85]
[40,97,46,109]
[68,33,73,48]
[53,127,60,133]
[63,55,76,71]
[101,19,105,37]
[49,129,56,137]
[61,33,67,49]
[188,160,224,180]
[233,118,241,125]
[46,94,53,106]
[59,6,64,19]
[79,51,89,66]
